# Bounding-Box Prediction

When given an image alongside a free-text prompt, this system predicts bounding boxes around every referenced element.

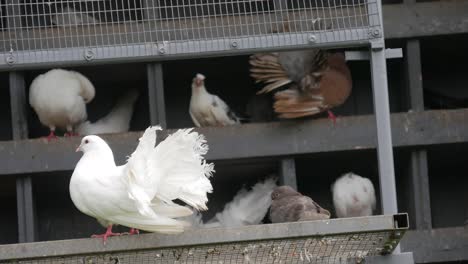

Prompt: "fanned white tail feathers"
[125,126,214,222]
[188,177,277,228]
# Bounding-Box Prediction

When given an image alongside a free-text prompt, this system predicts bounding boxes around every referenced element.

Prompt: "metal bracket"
[370,39,385,50]
[345,48,403,61]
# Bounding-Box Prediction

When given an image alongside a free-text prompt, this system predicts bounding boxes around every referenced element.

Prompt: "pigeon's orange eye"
[84,139,89,144]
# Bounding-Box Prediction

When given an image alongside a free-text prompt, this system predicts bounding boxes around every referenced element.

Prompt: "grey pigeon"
[269,186,330,223]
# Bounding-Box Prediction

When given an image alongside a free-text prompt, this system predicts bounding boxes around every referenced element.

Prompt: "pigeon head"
[192,73,206,88]
[76,135,110,153]
[271,185,300,200]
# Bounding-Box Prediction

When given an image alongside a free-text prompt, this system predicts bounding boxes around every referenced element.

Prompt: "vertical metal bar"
[370,42,398,215]
[370,42,400,254]
[278,158,297,190]
[147,63,166,128]
[9,71,38,243]
[405,39,432,230]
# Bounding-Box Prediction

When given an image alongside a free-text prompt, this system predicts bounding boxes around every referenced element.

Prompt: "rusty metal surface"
[0,214,408,262]
[0,109,467,175]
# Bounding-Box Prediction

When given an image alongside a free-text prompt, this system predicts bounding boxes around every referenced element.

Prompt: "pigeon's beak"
[194,73,205,87]
[76,144,82,152]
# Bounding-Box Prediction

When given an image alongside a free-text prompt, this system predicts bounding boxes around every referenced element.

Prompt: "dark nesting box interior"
[421,34,468,110]
[0,72,12,141]
[426,143,468,228]
[25,63,149,138]
[0,175,18,244]
[295,150,383,218]
[32,170,104,241]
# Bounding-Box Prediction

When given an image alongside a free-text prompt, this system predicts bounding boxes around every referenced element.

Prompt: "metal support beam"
[369,43,398,216]
[345,48,403,61]
[147,63,167,128]
[9,71,37,243]
[405,39,432,230]
[1,109,468,175]
[278,158,297,190]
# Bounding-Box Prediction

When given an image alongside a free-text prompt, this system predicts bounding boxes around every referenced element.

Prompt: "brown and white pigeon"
[269,185,330,223]
[331,172,376,218]
[189,73,241,127]
[249,50,352,121]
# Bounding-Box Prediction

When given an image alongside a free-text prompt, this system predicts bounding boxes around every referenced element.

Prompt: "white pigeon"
[188,177,277,228]
[189,73,241,127]
[70,126,214,243]
[331,172,376,218]
[76,89,139,135]
[29,69,95,140]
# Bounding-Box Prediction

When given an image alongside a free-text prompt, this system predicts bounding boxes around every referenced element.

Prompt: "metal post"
[370,40,400,254]
[405,39,432,230]
[9,71,38,242]
[147,63,167,128]
[278,158,297,189]
[370,41,398,215]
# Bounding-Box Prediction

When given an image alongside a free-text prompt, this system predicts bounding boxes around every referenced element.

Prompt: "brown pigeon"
[269,185,331,223]
[249,50,352,122]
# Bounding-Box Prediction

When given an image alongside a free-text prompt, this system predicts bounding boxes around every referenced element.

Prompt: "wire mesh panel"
[0,232,397,264]
[0,214,409,264]
[0,0,381,68]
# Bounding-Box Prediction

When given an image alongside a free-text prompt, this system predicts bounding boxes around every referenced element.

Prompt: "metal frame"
[0,214,409,261]
[0,0,380,69]
[9,71,37,243]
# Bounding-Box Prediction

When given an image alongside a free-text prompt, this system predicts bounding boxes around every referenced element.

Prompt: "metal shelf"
[0,109,467,175]
[0,214,410,263]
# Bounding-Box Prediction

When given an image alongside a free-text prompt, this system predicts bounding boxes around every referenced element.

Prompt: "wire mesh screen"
[0,0,382,67]
[0,231,397,264]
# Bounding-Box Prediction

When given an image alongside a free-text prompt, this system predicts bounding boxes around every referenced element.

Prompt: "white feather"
[76,89,139,135]
[331,172,376,218]
[70,126,214,233]
[186,177,277,228]
[29,69,95,132]
[189,73,241,127]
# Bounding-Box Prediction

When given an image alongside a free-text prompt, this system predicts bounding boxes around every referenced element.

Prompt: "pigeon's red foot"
[129,228,140,235]
[91,225,123,244]
[327,110,337,126]
[44,131,58,141]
